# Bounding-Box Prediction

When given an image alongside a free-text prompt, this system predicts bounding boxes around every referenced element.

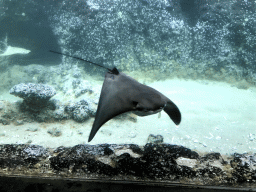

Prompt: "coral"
[9,83,56,112]
[65,99,96,122]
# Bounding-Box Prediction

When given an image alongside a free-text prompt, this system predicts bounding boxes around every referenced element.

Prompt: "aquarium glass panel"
[0,0,255,189]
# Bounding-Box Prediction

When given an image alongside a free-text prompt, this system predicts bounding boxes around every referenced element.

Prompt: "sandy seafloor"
[0,78,256,155]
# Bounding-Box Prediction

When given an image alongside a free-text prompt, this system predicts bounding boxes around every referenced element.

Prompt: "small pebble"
[248,133,255,141]
[26,140,32,144]
[147,134,164,144]
[16,120,24,125]
[26,127,38,132]
[47,127,62,137]
[77,130,83,135]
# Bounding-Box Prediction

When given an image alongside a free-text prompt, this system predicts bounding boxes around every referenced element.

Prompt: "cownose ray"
[89,67,181,142]
[49,51,181,142]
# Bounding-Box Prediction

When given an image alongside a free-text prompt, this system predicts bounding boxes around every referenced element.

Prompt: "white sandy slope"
[0,79,256,155]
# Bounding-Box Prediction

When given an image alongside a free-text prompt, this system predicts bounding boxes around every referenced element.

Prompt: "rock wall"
[1,0,256,83]
[0,143,255,188]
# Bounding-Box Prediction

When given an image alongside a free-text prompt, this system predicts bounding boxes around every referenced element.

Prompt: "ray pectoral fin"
[88,105,114,142]
[163,100,181,125]
[88,108,129,142]
[88,114,105,142]
[88,100,132,142]
[88,124,104,142]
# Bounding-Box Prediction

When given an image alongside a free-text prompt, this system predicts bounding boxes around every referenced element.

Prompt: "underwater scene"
[0,0,256,190]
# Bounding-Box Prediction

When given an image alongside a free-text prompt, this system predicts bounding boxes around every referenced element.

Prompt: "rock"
[142,143,198,178]
[23,145,48,158]
[176,157,199,168]
[0,144,49,168]
[26,127,38,132]
[230,153,256,182]
[0,118,10,125]
[72,79,81,89]
[49,144,117,175]
[73,80,92,98]
[147,134,164,144]
[73,106,90,121]
[53,105,69,120]
[51,99,70,120]
[51,99,71,120]
[199,152,228,172]
[9,83,56,111]
[33,105,56,122]
[77,130,83,135]
[47,127,62,137]
[115,153,145,177]
[201,152,226,163]
[0,101,19,125]
[49,143,199,179]
[65,99,96,122]
[26,140,32,144]
[62,77,94,98]
[0,143,255,185]
[14,120,24,125]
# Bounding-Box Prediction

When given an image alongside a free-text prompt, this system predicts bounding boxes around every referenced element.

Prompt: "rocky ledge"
[9,83,56,112]
[0,143,255,188]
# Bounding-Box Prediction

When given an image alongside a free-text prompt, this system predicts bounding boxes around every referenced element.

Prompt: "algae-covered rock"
[9,83,56,111]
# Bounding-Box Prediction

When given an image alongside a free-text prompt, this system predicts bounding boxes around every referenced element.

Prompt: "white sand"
[1,79,256,155]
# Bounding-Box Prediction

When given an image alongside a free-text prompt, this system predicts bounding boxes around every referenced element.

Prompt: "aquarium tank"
[0,0,255,191]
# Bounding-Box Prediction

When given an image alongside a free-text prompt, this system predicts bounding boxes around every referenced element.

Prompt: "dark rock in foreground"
[0,143,255,187]
[0,144,49,168]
